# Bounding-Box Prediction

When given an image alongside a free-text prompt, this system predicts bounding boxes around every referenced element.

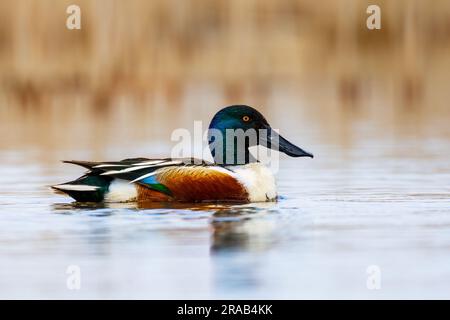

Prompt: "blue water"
[1,134,450,299]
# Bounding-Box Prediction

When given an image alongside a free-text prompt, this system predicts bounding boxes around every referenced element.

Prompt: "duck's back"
[52,158,277,203]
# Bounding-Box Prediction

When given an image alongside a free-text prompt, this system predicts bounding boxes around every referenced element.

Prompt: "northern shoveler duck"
[52,105,313,203]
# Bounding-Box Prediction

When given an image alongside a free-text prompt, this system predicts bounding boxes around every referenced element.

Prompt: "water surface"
[1,122,449,299]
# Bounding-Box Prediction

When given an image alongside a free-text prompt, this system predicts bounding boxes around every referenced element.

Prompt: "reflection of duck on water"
[209,203,277,252]
[54,200,277,250]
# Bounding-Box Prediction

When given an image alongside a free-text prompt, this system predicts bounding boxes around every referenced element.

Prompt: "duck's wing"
[92,158,248,201]
[64,157,204,174]
[79,158,210,181]
[63,157,162,173]
[56,158,248,202]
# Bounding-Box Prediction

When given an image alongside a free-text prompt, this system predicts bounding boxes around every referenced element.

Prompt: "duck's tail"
[51,161,113,202]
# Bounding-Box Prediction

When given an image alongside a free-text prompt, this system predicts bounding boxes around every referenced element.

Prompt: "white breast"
[227,163,277,202]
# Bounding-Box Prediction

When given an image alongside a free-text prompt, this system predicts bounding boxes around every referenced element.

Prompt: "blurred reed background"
[0,0,449,157]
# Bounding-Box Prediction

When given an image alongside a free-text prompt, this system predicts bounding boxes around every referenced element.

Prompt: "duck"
[52,105,313,203]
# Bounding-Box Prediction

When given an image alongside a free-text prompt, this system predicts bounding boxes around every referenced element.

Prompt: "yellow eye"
[242,115,250,122]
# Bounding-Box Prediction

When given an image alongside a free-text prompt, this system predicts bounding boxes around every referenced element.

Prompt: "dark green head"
[208,105,313,165]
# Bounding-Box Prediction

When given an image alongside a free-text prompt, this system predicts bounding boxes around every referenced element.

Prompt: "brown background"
[0,0,449,156]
